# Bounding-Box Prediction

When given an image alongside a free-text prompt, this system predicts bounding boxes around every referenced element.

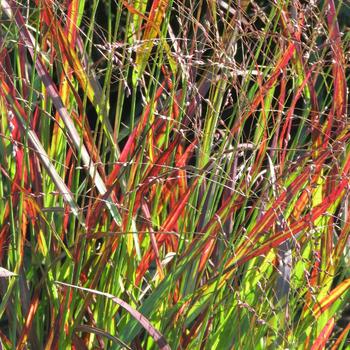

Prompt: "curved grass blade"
[75,325,132,350]
[55,281,171,350]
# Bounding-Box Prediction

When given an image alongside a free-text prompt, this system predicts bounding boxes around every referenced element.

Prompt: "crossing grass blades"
[0,0,349,349]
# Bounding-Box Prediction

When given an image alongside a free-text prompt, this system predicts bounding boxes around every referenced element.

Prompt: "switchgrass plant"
[0,0,349,348]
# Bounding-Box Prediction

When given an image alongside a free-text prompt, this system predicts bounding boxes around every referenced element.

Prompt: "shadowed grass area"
[0,0,349,349]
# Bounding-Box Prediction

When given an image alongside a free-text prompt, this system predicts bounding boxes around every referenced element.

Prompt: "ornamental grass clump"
[0,0,349,349]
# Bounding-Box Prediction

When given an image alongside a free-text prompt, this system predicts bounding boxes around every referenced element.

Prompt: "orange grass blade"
[330,321,350,350]
[312,278,350,319]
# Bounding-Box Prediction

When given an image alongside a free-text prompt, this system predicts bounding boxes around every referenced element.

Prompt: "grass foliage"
[0,0,350,348]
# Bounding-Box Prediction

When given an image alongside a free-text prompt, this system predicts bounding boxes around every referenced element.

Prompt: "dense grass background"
[0,0,349,349]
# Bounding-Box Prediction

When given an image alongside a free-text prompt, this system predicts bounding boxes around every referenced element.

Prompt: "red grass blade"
[310,317,335,350]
